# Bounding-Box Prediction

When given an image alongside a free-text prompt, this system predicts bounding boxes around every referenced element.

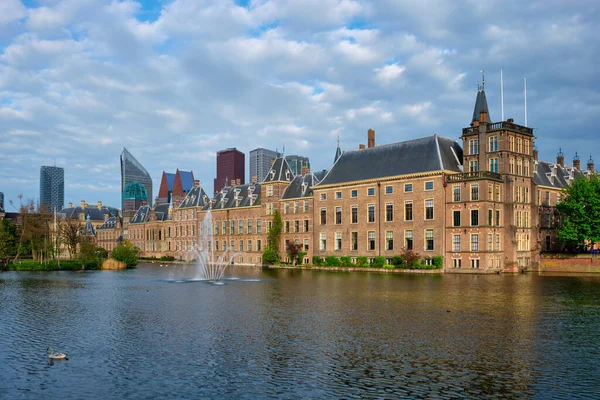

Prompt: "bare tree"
[60,217,82,259]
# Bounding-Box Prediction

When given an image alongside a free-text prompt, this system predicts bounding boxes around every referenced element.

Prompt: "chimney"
[251,175,258,183]
[573,152,580,170]
[533,148,538,161]
[557,148,564,167]
[97,201,102,210]
[359,144,365,150]
[507,118,514,124]
[194,179,200,188]
[588,156,595,173]
[80,200,86,209]
[368,129,375,148]
[479,110,488,123]
[68,202,73,209]
[301,166,309,176]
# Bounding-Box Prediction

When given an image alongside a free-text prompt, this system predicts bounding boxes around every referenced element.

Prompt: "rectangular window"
[453,186,460,202]
[471,184,479,201]
[285,203,289,214]
[488,209,493,226]
[471,259,480,269]
[496,234,500,251]
[469,139,479,155]
[294,201,299,213]
[335,191,342,199]
[368,204,375,223]
[320,208,327,225]
[285,221,290,233]
[509,158,515,174]
[404,183,413,193]
[368,187,375,196]
[496,210,501,226]
[453,235,461,252]
[351,189,358,198]
[386,231,393,251]
[248,240,252,252]
[351,232,358,251]
[386,203,393,222]
[351,206,358,224]
[471,209,479,226]
[425,229,434,251]
[304,239,309,251]
[239,220,244,234]
[488,233,493,251]
[230,220,235,235]
[385,186,393,194]
[489,158,499,173]
[320,193,327,201]
[239,240,244,251]
[453,258,462,268]
[304,200,309,213]
[223,240,226,250]
[295,220,299,233]
[335,207,342,224]
[231,240,235,251]
[304,219,309,232]
[471,234,479,251]
[453,210,461,227]
[257,239,262,251]
[489,136,498,152]
[405,202,413,221]
[215,222,220,236]
[405,230,413,250]
[425,199,434,220]
[368,231,375,251]
[247,219,253,234]
[257,219,262,233]
[335,232,342,251]
[469,160,479,172]
[425,181,434,191]
[320,233,326,251]
[496,185,501,201]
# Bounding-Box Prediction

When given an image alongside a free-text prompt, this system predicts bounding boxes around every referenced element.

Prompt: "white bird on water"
[47,347,68,360]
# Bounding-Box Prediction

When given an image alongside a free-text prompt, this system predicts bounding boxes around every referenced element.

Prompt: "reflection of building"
[123,182,149,212]
[214,148,245,194]
[120,148,153,212]
[156,170,195,204]
[285,155,310,177]
[40,166,64,211]
[250,148,280,183]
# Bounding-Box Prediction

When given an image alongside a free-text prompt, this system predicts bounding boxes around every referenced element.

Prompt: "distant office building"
[157,170,195,204]
[0,192,4,211]
[214,148,245,194]
[40,166,64,211]
[285,155,310,176]
[249,148,280,183]
[120,148,153,213]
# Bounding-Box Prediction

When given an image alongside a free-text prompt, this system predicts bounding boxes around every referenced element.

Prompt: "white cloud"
[374,63,406,86]
[0,0,26,25]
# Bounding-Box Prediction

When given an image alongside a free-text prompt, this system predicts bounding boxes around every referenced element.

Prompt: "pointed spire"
[334,129,342,164]
[472,70,491,124]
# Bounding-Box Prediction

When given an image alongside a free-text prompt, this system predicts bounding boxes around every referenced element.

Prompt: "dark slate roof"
[472,88,492,123]
[262,158,294,183]
[209,183,261,210]
[130,203,173,224]
[317,135,463,187]
[282,173,321,199]
[165,173,176,190]
[59,206,113,221]
[98,216,118,230]
[178,171,194,191]
[154,203,171,221]
[179,185,210,209]
[334,145,342,164]
[313,170,328,181]
[533,160,588,189]
[130,205,151,224]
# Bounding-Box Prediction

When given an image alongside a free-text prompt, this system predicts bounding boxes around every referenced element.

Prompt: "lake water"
[1,265,600,399]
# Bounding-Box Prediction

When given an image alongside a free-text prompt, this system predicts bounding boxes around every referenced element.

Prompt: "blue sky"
[1,0,599,209]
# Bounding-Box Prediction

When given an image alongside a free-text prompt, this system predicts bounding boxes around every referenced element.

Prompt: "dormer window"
[285,170,290,181]
[301,182,308,196]
[269,170,276,180]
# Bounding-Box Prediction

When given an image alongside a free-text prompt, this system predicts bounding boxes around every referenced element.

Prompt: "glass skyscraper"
[39,166,64,211]
[120,148,153,212]
[249,148,280,183]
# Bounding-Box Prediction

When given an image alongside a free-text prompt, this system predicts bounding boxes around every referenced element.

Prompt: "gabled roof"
[472,88,491,123]
[262,157,294,183]
[317,135,463,187]
[533,160,588,189]
[282,173,322,199]
[179,185,210,209]
[154,203,171,221]
[98,216,118,230]
[209,183,261,210]
[165,173,176,190]
[59,206,113,221]
[178,171,195,192]
[334,144,342,164]
[130,205,151,224]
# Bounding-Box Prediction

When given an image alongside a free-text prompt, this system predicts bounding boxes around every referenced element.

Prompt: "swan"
[47,347,68,360]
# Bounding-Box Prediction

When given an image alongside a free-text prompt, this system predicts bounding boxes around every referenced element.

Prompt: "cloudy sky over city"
[1,0,599,209]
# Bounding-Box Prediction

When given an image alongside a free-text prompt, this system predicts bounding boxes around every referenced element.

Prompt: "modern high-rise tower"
[285,155,310,176]
[214,148,245,194]
[39,166,64,211]
[249,148,280,183]
[120,148,153,213]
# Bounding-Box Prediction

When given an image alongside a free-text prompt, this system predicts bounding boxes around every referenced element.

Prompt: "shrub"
[262,247,278,264]
[340,256,353,267]
[111,241,139,268]
[391,255,404,267]
[356,256,369,267]
[325,256,340,266]
[432,256,443,269]
[371,256,386,268]
[297,251,307,265]
[401,248,420,267]
[312,256,323,266]
[160,255,176,262]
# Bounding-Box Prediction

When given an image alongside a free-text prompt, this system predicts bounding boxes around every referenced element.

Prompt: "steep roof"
[130,205,151,224]
[317,135,463,187]
[178,171,195,192]
[533,160,589,189]
[179,185,210,209]
[334,144,342,164]
[282,173,322,199]
[59,206,113,221]
[262,158,294,183]
[209,183,261,210]
[82,216,96,237]
[98,216,118,230]
[472,88,492,123]
[165,173,176,190]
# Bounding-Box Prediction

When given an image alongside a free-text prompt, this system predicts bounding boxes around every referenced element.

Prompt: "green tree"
[0,220,18,270]
[111,239,139,267]
[266,209,283,260]
[557,175,600,249]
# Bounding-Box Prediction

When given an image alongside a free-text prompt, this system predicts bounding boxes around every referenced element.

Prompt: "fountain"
[189,209,239,282]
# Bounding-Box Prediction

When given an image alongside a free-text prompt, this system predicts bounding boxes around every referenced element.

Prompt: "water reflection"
[1,267,600,398]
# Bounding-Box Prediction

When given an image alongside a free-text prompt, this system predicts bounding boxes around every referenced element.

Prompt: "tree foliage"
[12,197,52,262]
[266,209,283,259]
[557,175,600,248]
[286,241,303,265]
[0,220,18,270]
[60,217,82,259]
[110,239,139,267]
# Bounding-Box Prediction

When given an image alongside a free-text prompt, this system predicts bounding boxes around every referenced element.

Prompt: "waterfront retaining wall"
[539,256,600,273]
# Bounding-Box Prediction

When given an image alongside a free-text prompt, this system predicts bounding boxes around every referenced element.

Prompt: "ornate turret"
[471,71,491,126]
[334,130,342,164]
[557,148,564,167]
[573,152,581,170]
[588,155,595,173]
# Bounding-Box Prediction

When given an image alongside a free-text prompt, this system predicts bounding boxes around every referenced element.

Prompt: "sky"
[1,0,599,210]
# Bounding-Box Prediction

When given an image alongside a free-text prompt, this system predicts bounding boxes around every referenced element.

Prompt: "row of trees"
[557,175,600,250]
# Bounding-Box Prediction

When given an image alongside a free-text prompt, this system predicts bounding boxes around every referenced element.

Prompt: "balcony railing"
[462,121,534,136]
[446,171,503,183]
